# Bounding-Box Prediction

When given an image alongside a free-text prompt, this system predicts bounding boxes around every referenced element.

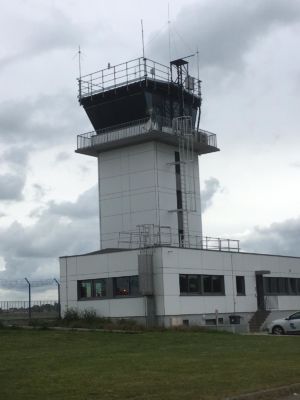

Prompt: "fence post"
[53,278,61,319]
[24,278,31,320]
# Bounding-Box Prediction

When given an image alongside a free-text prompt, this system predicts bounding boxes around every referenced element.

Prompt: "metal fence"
[0,278,60,320]
[77,116,217,151]
[78,57,201,100]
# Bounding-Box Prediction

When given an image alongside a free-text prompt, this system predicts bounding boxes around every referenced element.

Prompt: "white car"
[268,311,300,335]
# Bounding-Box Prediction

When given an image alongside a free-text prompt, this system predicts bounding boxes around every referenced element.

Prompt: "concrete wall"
[97,142,202,249]
[59,247,300,326]
[160,248,300,318]
[59,250,146,318]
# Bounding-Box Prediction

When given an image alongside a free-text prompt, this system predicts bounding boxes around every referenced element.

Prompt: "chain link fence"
[0,278,60,323]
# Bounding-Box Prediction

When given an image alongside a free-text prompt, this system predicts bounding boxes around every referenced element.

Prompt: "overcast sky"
[0,0,300,299]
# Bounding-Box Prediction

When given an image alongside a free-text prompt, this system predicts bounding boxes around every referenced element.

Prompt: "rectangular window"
[94,279,107,297]
[78,280,93,299]
[278,278,289,294]
[78,276,140,300]
[236,276,245,296]
[289,278,297,294]
[203,275,224,294]
[265,277,300,295]
[180,274,224,295]
[113,276,139,297]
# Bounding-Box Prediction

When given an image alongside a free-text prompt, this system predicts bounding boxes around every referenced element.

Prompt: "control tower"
[76,57,219,249]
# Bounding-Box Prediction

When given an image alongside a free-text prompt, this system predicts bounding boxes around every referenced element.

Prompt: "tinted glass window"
[189,275,200,293]
[289,312,300,320]
[236,276,245,295]
[114,277,130,296]
[94,279,106,297]
[180,275,188,293]
[130,276,139,296]
[78,280,92,299]
[289,278,297,294]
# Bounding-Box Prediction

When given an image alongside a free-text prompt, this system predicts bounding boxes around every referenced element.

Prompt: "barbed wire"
[0,278,60,289]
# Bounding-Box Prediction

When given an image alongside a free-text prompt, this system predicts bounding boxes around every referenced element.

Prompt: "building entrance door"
[255,274,265,310]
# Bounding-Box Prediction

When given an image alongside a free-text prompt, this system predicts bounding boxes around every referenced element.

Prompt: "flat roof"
[59,246,300,260]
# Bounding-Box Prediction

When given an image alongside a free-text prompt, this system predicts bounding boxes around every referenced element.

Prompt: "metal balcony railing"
[78,57,201,100]
[77,117,217,151]
[118,229,240,252]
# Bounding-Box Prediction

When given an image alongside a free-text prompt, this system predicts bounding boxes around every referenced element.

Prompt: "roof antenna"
[78,45,82,79]
[168,3,171,63]
[141,19,145,59]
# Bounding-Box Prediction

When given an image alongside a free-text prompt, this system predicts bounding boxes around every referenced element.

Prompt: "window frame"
[236,276,246,296]
[264,277,300,296]
[77,275,140,300]
[179,274,225,296]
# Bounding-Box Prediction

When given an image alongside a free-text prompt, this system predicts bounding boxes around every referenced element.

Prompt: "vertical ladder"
[176,116,197,247]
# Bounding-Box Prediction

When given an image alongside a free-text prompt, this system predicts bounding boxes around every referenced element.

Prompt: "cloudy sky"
[0,0,300,299]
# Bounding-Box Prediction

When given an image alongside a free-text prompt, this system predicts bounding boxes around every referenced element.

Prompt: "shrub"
[63,308,80,321]
[81,308,97,323]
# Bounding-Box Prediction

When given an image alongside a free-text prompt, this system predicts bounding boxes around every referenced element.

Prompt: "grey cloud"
[0,93,86,147]
[242,217,300,257]
[48,185,98,219]
[32,184,47,201]
[149,0,300,71]
[56,152,71,162]
[1,146,31,168]
[201,177,221,212]
[0,8,83,70]
[0,173,26,201]
[0,185,99,279]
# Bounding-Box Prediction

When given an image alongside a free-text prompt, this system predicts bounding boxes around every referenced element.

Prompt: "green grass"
[0,329,299,400]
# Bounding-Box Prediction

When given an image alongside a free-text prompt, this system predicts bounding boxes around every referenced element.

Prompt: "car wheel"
[272,325,284,335]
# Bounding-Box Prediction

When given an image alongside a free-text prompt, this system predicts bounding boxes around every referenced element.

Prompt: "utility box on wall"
[138,254,154,295]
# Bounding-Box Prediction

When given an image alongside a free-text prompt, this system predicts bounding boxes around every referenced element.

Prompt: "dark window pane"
[175,152,180,174]
[278,278,288,294]
[297,279,300,294]
[212,276,223,293]
[289,312,300,320]
[270,277,278,293]
[236,276,245,295]
[189,275,200,293]
[94,279,106,297]
[289,278,297,294]
[130,276,139,296]
[78,280,92,299]
[180,275,188,293]
[114,277,130,296]
[203,276,212,293]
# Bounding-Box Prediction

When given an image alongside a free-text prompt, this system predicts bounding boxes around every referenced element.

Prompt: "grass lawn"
[0,329,299,400]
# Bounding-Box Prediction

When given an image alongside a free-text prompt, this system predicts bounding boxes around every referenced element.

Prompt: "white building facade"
[60,247,300,330]
[60,57,300,331]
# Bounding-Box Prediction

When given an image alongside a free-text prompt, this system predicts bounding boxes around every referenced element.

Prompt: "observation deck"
[76,57,219,156]
[78,57,201,102]
[76,116,218,156]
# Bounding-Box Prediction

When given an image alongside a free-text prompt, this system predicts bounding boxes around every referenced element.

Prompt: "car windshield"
[289,312,300,320]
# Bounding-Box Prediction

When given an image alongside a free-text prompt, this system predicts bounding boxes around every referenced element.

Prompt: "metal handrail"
[118,231,240,252]
[76,116,217,151]
[78,57,200,99]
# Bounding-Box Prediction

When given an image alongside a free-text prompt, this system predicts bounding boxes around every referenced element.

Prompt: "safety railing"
[118,230,240,252]
[78,57,201,99]
[77,116,217,151]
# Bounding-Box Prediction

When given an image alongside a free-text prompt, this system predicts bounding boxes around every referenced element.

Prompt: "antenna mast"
[78,45,82,78]
[168,3,171,63]
[141,20,145,59]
